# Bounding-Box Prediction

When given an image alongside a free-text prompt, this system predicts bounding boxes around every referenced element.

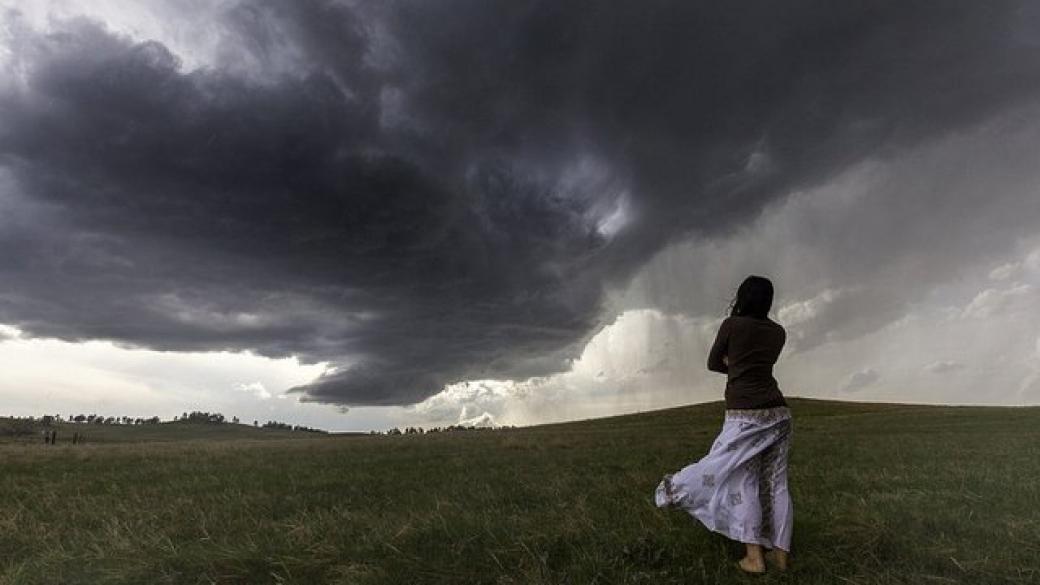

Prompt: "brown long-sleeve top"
[707,315,788,410]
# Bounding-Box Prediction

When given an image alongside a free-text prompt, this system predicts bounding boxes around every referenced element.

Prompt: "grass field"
[1,421,327,445]
[1,398,1038,584]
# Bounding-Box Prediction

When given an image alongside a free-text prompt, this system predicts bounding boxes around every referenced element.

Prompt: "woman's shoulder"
[765,318,787,341]
[728,314,781,325]
[730,315,785,332]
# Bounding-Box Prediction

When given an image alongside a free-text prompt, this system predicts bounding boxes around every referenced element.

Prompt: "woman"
[654,275,793,574]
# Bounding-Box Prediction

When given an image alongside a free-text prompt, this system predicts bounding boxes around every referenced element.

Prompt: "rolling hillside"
[1,398,1037,584]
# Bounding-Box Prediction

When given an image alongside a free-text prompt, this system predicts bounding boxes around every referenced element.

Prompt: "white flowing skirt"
[654,406,793,551]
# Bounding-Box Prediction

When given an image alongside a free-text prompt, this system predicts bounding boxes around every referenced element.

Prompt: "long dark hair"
[729,275,774,319]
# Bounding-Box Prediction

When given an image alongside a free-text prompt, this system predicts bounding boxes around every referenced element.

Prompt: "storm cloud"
[1,1,1039,406]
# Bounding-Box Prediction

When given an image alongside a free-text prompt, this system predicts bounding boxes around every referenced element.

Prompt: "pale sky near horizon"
[2,1,1039,432]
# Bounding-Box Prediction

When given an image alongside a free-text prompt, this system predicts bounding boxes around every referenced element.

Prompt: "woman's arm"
[706,318,730,374]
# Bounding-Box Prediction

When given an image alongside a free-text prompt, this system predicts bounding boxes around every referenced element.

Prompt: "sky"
[1,0,1039,432]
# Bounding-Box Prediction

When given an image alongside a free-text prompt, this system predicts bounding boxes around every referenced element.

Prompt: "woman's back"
[707,315,786,409]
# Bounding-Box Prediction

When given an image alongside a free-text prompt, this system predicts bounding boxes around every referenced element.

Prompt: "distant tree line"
[260,420,325,433]
[65,414,163,425]
[1,412,328,434]
[372,424,516,436]
[172,411,231,424]
[4,413,523,438]
[0,416,38,437]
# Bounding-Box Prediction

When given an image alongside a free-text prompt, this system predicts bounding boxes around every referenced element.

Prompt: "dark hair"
[729,275,774,319]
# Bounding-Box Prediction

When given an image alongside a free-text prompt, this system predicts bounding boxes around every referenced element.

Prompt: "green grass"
[1,398,1037,584]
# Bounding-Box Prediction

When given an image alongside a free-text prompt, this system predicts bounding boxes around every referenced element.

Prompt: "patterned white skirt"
[654,406,793,551]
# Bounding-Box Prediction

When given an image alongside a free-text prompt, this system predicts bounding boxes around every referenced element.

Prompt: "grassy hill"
[59,421,327,443]
[1,420,326,444]
[0,397,1037,584]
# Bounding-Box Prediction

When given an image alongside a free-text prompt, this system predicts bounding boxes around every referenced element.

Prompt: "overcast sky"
[1,1,1039,432]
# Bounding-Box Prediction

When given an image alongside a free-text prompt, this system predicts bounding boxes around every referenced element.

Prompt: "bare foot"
[737,556,766,574]
[765,549,790,571]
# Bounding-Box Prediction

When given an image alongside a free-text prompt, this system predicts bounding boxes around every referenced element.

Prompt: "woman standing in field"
[654,275,793,574]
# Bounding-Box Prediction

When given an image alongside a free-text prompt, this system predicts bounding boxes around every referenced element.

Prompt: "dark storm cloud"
[1,1,1038,405]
